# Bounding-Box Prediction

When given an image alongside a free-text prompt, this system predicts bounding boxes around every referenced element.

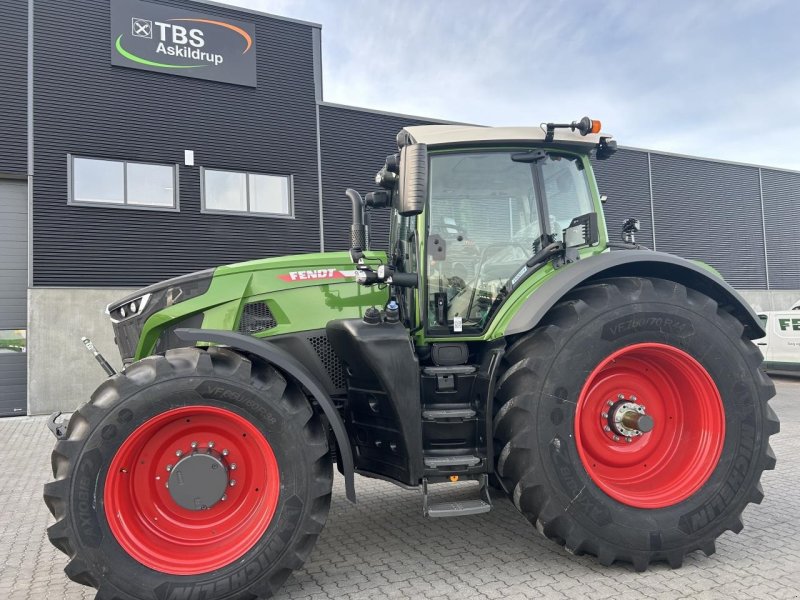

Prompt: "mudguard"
[504,250,765,340]
[175,328,357,502]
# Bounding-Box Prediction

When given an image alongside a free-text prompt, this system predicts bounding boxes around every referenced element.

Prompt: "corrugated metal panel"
[0,180,28,329]
[33,0,321,286]
[761,168,800,289]
[591,149,653,247]
[0,0,28,174]
[318,105,433,251]
[650,153,766,289]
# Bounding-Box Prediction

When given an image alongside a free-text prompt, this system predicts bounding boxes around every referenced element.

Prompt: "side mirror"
[396,143,427,216]
[563,212,599,248]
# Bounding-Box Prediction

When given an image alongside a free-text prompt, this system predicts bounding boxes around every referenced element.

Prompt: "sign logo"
[277,269,356,283]
[131,18,152,38]
[111,0,257,87]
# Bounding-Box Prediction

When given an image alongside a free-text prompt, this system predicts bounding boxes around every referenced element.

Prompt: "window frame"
[67,154,180,212]
[200,167,295,219]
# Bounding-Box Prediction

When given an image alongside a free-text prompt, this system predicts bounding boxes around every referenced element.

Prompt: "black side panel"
[0,0,27,175]
[326,318,423,486]
[267,329,346,396]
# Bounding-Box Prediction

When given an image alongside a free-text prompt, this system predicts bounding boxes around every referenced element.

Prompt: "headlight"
[106,269,214,323]
[108,293,151,323]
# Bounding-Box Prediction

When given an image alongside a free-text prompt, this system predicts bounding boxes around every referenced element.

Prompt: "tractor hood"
[108,251,388,363]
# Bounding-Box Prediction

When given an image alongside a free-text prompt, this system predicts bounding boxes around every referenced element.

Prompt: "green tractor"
[45,118,778,599]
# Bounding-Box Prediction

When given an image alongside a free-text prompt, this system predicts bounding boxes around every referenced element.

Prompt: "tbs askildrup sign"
[110,0,257,87]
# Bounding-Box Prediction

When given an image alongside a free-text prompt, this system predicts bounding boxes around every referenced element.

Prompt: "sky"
[220,0,799,171]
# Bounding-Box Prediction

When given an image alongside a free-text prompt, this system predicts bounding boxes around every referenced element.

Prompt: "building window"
[69,156,178,210]
[202,168,293,217]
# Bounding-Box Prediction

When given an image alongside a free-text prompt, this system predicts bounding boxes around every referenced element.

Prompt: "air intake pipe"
[346,188,368,260]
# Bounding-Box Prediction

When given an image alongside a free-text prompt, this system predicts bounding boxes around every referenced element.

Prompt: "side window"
[541,155,593,233]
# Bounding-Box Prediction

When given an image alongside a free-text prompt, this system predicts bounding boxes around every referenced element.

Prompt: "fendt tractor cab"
[45,119,778,600]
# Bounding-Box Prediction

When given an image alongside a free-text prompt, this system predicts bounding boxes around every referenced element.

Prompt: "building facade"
[1,0,799,416]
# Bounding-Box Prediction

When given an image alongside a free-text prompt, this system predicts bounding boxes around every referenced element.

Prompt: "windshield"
[425,150,594,335]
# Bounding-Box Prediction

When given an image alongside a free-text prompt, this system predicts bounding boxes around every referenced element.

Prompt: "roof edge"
[189,0,322,29]
[318,101,472,125]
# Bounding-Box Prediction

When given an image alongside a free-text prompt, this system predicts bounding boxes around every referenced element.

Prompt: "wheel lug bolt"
[617,393,625,400]
[166,464,172,472]
[607,400,614,407]
[603,425,611,432]
[191,441,198,449]
[613,435,620,441]
[175,450,183,457]
[221,494,227,501]
[601,412,608,418]
[208,441,215,449]
[626,437,632,443]
[631,395,637,402]
[222,449,229,456]
[229,480,236,487]
[230,463,237,471]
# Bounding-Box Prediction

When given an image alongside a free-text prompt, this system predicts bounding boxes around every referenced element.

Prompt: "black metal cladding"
[318,104,433,252]
[761,168,800,289]
[649,153,767,290]
[591,149,654,247]
[32,0,321,286]
[0,0,28,174]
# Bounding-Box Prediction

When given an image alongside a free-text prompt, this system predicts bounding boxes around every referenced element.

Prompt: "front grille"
[112,319,142,362]
[238,301,278,334]
[309,335,346,390]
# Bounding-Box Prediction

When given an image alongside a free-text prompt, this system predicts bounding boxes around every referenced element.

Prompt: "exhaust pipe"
[346,188,368,259]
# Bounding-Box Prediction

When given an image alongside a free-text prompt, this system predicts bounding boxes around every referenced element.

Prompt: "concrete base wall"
[28,288,134,415]
[738,290,800,313]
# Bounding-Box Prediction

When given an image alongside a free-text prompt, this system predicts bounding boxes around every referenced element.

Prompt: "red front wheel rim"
[104,405,280,575]
[575,343,725,509]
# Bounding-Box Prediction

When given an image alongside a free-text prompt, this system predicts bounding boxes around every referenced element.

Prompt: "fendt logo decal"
[111,0,257,86]
[778,318,800,331]
[277,269,356,282]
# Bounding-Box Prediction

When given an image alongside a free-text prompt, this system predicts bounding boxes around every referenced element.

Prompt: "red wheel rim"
[104,406,280,574]
[575,343,725,509]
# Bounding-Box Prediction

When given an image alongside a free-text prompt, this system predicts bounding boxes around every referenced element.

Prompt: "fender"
[504,250,766,340]
[175,328,357,503]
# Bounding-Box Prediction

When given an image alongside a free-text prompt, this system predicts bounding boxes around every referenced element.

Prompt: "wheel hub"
[603,397,654,441]
[167,450,229,510]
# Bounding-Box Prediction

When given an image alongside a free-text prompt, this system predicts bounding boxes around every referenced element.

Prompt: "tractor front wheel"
[44,346,332,599]
[493,277,778,570]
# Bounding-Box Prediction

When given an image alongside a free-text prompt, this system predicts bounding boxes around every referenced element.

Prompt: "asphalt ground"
[1,377,798,600]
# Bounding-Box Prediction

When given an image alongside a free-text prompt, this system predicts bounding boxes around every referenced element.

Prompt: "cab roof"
[402,124,611,149]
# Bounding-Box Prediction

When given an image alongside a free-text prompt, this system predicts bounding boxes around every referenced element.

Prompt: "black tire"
[493,276,778,571]
[44,346,332,600]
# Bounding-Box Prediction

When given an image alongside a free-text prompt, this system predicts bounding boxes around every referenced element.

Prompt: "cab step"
[422,475,492,518]
[424,454,481,468]
[421,408,476,420]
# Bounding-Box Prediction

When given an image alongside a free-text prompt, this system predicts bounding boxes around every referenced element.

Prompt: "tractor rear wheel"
[493,276,778,570]
[44,346,332,599]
